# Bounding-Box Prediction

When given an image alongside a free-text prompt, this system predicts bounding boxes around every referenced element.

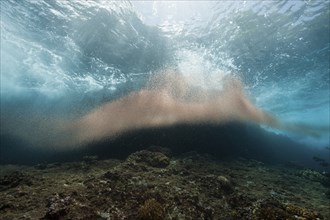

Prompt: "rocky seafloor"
[0,147,329,220]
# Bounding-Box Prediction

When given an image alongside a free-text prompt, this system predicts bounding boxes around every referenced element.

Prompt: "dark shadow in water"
[1,123,329,172]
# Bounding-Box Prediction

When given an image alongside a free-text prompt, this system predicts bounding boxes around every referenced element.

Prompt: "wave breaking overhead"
[1,0,329,150]
[2,69,326,150]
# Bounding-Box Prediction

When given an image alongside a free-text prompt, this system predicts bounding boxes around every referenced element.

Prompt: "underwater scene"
[0,0,329,219]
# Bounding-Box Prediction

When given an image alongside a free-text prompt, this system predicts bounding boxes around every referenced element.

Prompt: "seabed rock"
[138,198,165,220]
[0,147,328,219]
[42,193,71,220]
[0,171,33,191]
[126,150,170,168]
[256,198,323,220]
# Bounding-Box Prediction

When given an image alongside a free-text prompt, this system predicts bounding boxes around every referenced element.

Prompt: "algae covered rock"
[286,204,323,220]
[299,169,329,185]
[217,175,234,193]
[138,198,165,220]
[146,146,172,157]
[126,150,170,168]
[0,171,33,191]
[42,193,71,219]
[41,192,99,220]
[200,174,234,196]
[255,198,323,220]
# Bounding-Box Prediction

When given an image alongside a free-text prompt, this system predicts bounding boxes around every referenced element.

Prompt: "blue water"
[1,1,329,151]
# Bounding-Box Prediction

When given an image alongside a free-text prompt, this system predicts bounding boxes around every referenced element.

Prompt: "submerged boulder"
[126,150,170,168]
[138,198,165,220]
